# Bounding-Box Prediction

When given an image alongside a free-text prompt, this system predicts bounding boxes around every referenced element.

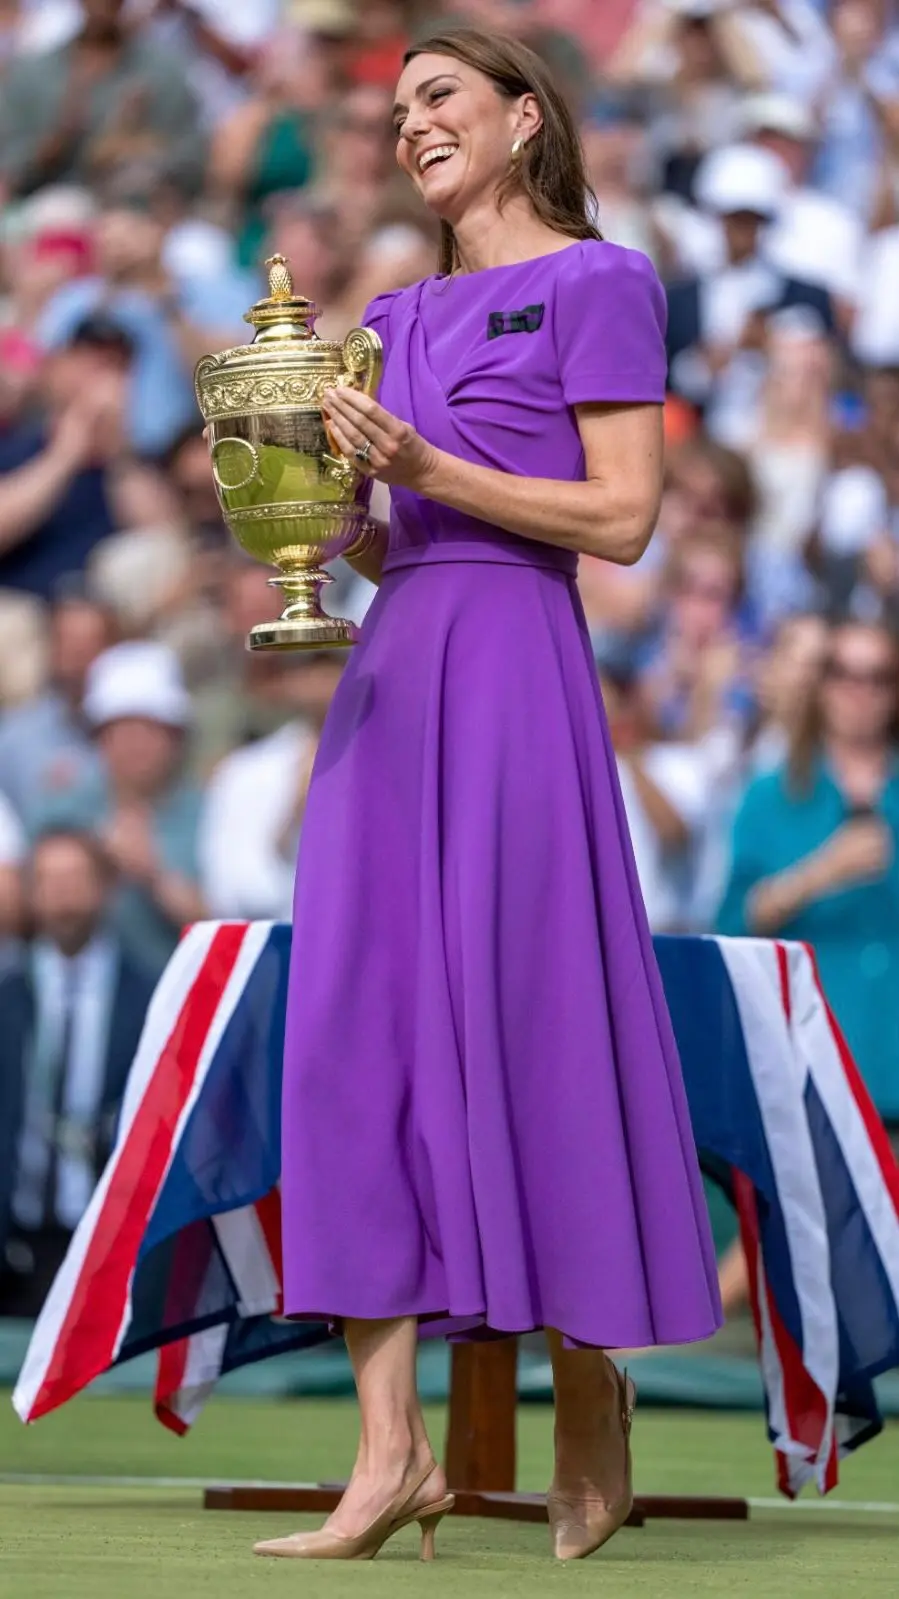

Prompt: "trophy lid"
[244,254,318,343]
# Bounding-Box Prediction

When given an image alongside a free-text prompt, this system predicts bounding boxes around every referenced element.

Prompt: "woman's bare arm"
[322,388,664,567]
[345,518,389,585]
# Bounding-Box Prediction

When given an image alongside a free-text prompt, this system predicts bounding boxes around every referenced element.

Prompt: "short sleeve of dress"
[362,290,402,369]
[553,242,668,406]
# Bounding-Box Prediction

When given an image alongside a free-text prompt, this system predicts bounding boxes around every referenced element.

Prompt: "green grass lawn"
[1,1395,898,1598]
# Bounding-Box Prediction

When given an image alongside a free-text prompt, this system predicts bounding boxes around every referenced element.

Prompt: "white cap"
[740,94,817,144]
[83,642,192,731]
[818,468,888,557]
[695,144,789,219]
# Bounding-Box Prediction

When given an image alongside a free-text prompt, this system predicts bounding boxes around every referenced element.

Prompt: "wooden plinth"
[203,1337,748,1526]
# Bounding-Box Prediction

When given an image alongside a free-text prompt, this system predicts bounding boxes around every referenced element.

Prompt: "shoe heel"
[417,1499,453,1561]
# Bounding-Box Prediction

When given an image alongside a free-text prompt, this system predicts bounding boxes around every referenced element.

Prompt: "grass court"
[1,1394,897,1597]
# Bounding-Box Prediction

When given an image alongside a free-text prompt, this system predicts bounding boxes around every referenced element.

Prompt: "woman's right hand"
[813,816,893,893]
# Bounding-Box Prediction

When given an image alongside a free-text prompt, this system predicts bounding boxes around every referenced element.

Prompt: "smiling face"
[392,52,541,226]
[819,624,899,748]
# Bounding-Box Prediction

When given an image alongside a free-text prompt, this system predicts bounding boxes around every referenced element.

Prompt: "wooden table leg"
[444,1339,518,1492]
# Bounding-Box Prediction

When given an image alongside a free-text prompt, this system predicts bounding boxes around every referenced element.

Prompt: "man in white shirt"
[199,652,345,922]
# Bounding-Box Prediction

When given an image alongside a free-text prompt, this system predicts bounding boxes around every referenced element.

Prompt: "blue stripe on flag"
[654,937,773,1194]
[804,1076,899,1381]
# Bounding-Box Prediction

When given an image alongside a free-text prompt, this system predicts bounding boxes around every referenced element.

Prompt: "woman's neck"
[826,736,891,805]
[451,196,575,275]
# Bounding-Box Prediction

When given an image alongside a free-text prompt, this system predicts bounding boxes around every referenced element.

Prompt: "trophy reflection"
[194,254,383,650]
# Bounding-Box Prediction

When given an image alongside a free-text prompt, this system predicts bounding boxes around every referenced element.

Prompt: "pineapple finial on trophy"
[266,253,294,301]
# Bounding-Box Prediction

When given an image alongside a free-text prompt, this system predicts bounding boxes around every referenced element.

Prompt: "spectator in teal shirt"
[717,620,899,1128]
[34,641,206,980]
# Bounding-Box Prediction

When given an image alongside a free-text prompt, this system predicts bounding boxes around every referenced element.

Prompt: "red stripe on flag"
[776,943,791,1022]
[26,924,248,1421]
[153,1219,217,1433]
[733,1165,832,1496]
[732,1168,791,1494]
[253,1187,284,1315]
[804,944,899,1216]
[155,1341,190,1437]
[823,1427,839,1493]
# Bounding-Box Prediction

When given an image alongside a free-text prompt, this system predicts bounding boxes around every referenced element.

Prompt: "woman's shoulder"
[362,278,434,337]
[551,240,668,397]
[552,240,667,355]
[555,238,663,293]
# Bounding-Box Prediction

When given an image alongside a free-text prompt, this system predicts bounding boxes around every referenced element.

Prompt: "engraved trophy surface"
[194,253,383,650]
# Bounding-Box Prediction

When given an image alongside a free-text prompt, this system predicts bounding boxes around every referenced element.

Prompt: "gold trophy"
[195,254,383,649]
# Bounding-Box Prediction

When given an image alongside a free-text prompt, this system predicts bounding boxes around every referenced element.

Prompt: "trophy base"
[247,616,359,651]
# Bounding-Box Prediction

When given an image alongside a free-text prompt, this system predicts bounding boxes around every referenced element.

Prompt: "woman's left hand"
[321,384,439,492]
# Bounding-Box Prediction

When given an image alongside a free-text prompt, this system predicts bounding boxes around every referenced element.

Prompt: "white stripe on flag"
[214,1205,281,1318]
[785,943,899,1309]
[160,1323,229,1432]
[718,937,839,1486]
[157,1200,284,1435]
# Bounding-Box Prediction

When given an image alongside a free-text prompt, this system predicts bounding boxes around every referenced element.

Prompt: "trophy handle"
[340,327,383,398]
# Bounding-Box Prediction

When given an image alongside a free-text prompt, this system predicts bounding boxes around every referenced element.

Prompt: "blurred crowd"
[1,0,899,1316]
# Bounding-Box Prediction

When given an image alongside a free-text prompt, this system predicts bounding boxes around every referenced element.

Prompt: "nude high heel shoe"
[547,1365,636,1561]
[253,1460,455,1561]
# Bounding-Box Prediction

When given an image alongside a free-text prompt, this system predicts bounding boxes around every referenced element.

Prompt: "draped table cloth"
[12,923,899,1499]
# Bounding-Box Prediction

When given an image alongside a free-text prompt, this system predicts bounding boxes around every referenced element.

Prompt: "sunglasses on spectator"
[823,659,896,689]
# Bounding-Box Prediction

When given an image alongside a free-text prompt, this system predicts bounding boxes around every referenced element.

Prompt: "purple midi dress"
[281,240,722,1349]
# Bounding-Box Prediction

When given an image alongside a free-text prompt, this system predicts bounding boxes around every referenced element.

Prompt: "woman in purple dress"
[255,28,721,1566]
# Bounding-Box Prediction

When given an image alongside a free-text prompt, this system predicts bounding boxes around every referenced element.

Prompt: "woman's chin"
[414,173,466,220]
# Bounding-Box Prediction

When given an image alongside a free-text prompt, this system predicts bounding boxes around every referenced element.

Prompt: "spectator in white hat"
[666,143,834,444]
[742,92,863,319]
[35,640,206,977]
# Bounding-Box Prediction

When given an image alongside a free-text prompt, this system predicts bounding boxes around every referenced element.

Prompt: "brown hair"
[665,438,757,530]
[788,619,899,793]
[402,28,601,276]
[30,827,116,883]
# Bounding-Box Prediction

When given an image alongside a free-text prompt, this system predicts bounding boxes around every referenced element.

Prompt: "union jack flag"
[12,923,899,1499]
